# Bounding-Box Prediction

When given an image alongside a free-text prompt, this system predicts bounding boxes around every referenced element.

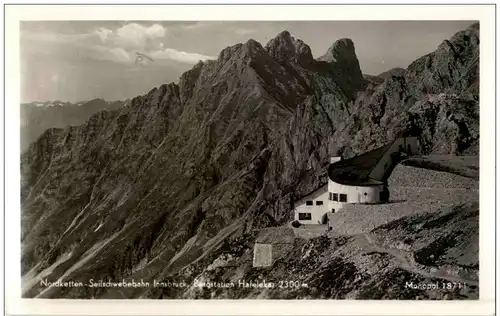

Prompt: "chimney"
[330,156,342,164]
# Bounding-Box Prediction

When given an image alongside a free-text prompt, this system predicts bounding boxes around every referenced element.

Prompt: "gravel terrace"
[327,163,479,236]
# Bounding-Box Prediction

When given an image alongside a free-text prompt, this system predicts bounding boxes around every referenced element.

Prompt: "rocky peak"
[264,30,314,66]
[319,38,363,76]
[243,39,265,53]
[216,40,268,66]
[320,38,355,62]
[318,38,366,97]
[218,43,244,63]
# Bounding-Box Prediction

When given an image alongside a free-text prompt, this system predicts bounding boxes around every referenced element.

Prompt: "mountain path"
[361,233,478,286]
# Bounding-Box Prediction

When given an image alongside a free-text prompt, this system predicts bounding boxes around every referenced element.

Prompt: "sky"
[20,20,476,103]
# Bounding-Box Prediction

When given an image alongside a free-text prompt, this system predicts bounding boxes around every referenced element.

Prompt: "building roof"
[293,184,328,207]
[328,144,392,186]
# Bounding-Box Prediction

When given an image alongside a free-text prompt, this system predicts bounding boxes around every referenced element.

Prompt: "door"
[321,213,328,224]
[379,186,390,202]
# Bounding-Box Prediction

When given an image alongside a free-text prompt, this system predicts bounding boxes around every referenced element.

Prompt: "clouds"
[102,47,132,63]
[118,23,165,39]
[112,23,166,50]
[149,48,213,64]
[22,22,214,65]
[93,22,215,64]
[20,21,266,68]
[20,21,219,102]
[95,27,112,42]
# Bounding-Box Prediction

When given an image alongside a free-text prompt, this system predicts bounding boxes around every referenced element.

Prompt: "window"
[331,209,335,213]
[306,201,313,206]
[328,192,332,201]
[364,192,368,196]
[332,193,338,201]
[316,201,323,206]
[339,194,347,202]
[299,213,312,220]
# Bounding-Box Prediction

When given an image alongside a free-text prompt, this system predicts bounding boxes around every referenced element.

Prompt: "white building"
[292,185,329,224]
[293,137,418,225]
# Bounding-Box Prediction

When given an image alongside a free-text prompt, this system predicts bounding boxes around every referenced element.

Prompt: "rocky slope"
[167,201,479,300]
[363,67,407,86]
[377,67,407,80]
[21,23,479,299]
[21,98,129,151]
[333,23,479,156]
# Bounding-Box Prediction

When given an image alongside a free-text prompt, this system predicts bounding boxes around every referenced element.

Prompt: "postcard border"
[3,3,496,316]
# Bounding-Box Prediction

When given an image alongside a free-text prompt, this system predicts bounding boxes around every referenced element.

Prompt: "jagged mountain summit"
[21,23,479,299]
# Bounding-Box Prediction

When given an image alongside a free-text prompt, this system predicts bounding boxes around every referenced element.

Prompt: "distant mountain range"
[21,23,479,299]
[21,98,130,151]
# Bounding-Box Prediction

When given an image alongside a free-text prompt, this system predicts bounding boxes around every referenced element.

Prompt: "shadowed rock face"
[377,67,406,80]
[317,38,367,99]
[21,23,479,299]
